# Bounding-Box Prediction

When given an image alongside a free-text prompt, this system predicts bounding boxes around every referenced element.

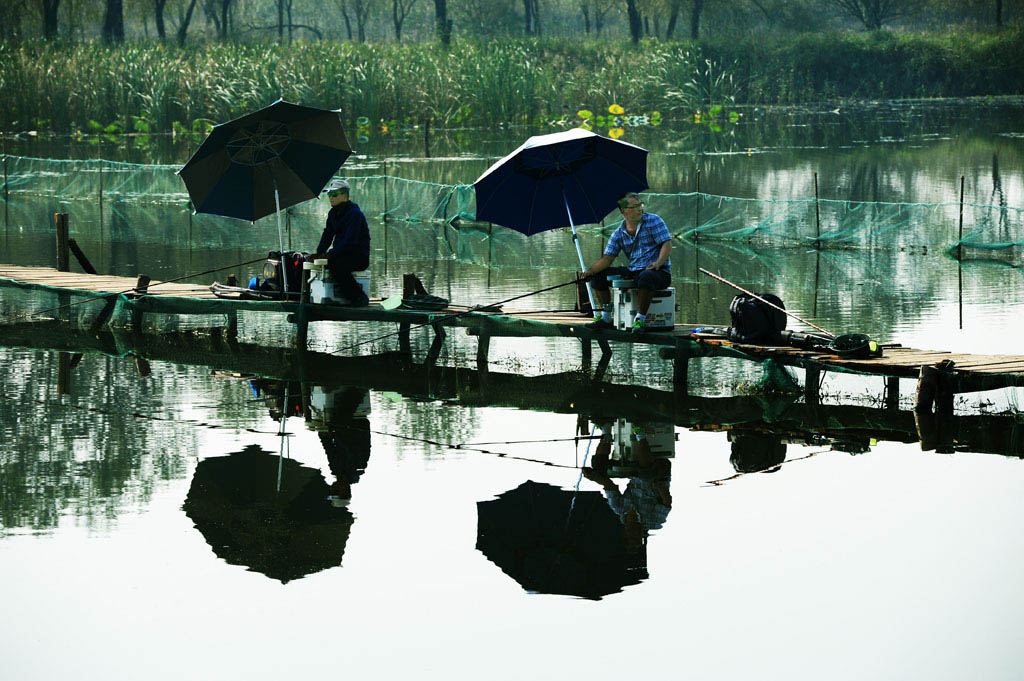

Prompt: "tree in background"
[102,0,125,41]
[624,0,641,41]
[391,0,417,39]
[832,0,922,29]
[40,0,61,38]
[434,0,452,44]
[176,0,199,44]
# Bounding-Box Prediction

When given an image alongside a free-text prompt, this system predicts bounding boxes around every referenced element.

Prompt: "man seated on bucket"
[583,192,672,333]
[311,178,370,307]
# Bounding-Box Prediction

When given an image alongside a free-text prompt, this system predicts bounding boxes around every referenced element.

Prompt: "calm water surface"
[2,100,1024,680]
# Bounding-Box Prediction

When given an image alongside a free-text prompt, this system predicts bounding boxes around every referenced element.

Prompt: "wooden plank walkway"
[3,264,1024,410]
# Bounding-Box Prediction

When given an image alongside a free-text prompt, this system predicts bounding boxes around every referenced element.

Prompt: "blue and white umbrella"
[474,129,649,309]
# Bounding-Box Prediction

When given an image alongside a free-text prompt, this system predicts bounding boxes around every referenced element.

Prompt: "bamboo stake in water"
[814,171,821,244]
[959,175,965,329]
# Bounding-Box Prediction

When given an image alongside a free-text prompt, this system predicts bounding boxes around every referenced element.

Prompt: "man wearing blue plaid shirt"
[583,192,672,333]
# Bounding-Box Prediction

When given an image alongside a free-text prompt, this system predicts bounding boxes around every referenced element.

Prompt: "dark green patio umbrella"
[178,99,352,292]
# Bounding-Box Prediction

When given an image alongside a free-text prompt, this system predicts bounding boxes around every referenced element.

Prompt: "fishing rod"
[698,267,836,339]
[332,276,583,354]
[2,257,267,324]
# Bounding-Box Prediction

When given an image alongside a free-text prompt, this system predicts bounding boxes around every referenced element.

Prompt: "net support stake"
[814,171,821,246]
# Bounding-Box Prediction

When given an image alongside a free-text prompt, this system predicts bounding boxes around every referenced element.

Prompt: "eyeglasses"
[327,190,345,197]
[623,202,644,210]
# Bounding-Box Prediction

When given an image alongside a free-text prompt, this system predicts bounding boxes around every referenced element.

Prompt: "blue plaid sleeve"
[648,214,671,243]
[604,224,624,257]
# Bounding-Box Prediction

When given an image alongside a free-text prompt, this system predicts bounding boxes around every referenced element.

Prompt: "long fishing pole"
[2,257,267,324]
[332,276,583,354]
[698,267,836,339]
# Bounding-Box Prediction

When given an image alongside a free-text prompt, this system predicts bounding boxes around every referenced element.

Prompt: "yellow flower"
[381,124,390,133]
[609,127,625,139]
[608,104,625,115]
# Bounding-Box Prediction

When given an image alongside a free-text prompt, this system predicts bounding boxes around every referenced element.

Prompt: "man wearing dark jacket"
[314,178,370,306]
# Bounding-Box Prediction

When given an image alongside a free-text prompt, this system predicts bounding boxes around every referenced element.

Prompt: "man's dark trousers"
[327,252,369,304]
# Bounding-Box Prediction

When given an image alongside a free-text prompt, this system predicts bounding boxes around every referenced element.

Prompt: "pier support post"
[130,275,150,335]
[915,362,955,416]
[806,366,821,406]
[57,352,72,395]
[581,338,592,374]
[226,309,239,342]
[399,322,411,357]
[884,376,899,410]
[55,213,70,272]
[658,344,690,395]
[476,333,491,373]
[68,238,97,274]
[425,323,446,367]
[88,296,117,335]
[673,355,689,393]
[594,339,613,381]
[134,355,152,378]
[293,306,309,351]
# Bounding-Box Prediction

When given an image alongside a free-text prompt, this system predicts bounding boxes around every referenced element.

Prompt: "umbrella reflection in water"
[476,480,648,600]
[183,445,354,583]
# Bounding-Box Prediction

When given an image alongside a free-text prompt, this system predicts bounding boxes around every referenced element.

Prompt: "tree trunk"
[42,0,60,39]
[393,0,402,40]
[176,0,197,45]
[277,0,284,40]
[665,0,678,39]
[102,0,124,43]
[434,0,451,45]
[531,0,541,35]
[689,0,703,39]
[995,0,1002,27]
[155,0,167,40]
[341,7,353,39]
[581,3,590,33]
[625,0,641,43]
[523,0,533,34]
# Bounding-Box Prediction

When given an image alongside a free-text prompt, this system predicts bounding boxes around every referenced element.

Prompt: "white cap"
[324,178,350,192]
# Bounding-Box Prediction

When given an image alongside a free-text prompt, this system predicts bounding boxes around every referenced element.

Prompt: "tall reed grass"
[0,30,1020,133]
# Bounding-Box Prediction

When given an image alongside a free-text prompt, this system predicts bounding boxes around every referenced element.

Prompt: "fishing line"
[329,276,584,355]
[699,266,837,338]
[1,257,267,324]
[461,434,603,446]
[702,448,830,487]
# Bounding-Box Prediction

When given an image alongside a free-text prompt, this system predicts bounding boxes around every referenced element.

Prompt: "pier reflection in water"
[3,332,1024,679]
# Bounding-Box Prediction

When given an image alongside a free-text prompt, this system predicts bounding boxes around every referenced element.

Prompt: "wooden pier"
[2,322,1022,460]
[3,263,1024,413]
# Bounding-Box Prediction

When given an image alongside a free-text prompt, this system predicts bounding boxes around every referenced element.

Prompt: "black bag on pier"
[267,251,308,294]
[728,293,787,344]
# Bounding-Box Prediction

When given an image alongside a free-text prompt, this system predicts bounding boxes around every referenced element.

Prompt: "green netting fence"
[2,154,1022,265]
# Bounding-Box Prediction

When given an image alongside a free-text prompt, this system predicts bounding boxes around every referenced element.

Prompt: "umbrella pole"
[563,193,597,313]
[273,178,289,296]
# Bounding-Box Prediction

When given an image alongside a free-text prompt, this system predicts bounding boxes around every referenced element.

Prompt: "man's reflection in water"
[728,429,787,474]
[583,422,673,552]
[311,387,372,507]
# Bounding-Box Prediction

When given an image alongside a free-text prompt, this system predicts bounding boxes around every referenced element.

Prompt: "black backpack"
[728,293,787,344]
[268,251,308,294]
